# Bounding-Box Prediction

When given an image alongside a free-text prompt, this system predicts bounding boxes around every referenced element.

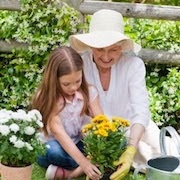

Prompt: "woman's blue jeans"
[37,139,84,169]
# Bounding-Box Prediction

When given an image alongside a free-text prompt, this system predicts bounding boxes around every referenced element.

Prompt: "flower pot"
[0,163,33,180]
[101,172,112,180]
[101,169,114,180]
[86,169,114,180]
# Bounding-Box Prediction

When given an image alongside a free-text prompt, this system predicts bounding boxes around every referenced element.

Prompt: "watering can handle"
[160,126,180,156]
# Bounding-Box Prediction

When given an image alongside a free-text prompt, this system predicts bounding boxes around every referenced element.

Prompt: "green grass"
[31,163,46,180]
[31,163,145,180]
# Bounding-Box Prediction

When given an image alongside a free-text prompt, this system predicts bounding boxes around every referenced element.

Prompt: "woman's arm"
[89,95,103,117]
[129,123,145,148]
[88,85,103,117]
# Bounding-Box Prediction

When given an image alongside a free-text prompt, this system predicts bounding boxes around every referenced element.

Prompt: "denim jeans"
[37,139,84,169]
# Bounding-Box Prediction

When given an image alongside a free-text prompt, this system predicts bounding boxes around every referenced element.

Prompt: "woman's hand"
[110,146,137,180]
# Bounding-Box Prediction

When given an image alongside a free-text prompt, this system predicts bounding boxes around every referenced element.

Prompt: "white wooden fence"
[0,0,180,65]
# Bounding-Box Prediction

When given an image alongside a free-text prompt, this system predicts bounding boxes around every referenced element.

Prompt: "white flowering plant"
[0,109,46,167]
[146,66,180,130]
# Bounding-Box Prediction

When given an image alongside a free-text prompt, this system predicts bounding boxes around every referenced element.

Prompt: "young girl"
[31,46,102,180]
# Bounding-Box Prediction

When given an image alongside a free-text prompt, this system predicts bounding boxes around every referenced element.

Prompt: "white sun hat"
[69,9,141,53]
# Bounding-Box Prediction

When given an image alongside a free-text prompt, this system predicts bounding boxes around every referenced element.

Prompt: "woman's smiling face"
[92,44,122,69]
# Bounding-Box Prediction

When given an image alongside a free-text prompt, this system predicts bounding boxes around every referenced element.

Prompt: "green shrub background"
[0,0,179,130]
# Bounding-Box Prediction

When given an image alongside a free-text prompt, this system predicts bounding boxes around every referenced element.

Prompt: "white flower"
[150,72,158,77]
[25,113,33,122]
[11,109,28,121]
[0,125,10,136]
[168,87,176,94]
[169,100,175,106]
[9,135,17,143]
[156,122,163,126]
[0,117,10,124]
[24,126,35,135]
[17,109,26,115]
[155,101,161,107]
[11,112,21,120]
[36,120,44,128]
[0,110,12,124]
[0,108,45,166]
[25,142,33,151]
[28,109,42,121]
[9,123,20,133]
[14,139,25,148]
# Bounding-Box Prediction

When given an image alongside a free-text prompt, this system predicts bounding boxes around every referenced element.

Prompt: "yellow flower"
[121,119,130,127]
[92,114,108,124]
[94,130,99,135]
[84,124,93,130]
[98,128,108,137]
[111,116,130,127]
[98,121,110,131]
[82,124,93,133]
[110,124,117,132]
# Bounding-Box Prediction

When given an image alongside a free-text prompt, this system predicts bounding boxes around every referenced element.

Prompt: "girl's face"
[92,44,122,69]
[59,70,82,97]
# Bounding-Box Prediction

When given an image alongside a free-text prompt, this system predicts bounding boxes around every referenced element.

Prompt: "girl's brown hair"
[31,46,89,135]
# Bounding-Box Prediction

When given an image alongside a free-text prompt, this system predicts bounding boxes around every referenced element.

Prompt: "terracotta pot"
[0,163,33,180]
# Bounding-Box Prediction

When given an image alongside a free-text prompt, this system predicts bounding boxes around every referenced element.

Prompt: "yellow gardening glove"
[110,146,137,180]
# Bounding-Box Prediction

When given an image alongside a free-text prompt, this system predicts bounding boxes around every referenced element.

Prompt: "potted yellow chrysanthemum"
[82,114,130,179]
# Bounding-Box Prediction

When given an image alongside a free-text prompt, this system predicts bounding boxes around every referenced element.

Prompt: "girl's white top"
[81,51,150,129]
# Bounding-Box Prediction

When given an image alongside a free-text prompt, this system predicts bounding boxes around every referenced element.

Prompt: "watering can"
[134,126,180,180]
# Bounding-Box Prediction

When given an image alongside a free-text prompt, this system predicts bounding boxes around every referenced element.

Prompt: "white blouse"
[81,51,150,128]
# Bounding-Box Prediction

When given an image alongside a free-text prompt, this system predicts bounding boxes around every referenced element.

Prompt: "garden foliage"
[0,0,179,129]
[0,0,80,109]
[110,0,180,6]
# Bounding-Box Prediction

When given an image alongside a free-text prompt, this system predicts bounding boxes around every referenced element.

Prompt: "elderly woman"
[69,9,178,180]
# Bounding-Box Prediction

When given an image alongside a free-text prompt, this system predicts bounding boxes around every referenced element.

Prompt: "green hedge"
[0,0,81,109]
[0,0,179,129]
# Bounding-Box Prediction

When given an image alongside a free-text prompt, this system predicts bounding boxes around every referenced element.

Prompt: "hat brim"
[70,31,141,53]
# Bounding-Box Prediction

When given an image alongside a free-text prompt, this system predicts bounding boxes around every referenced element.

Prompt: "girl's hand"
[80,158,101,180]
